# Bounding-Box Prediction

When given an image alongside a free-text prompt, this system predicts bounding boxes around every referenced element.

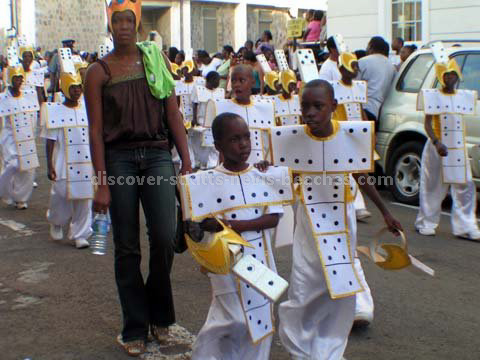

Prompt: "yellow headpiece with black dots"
[430,41,463,87]
[107,0,142,33]
[264,71,279,91]
[7,65,25,86]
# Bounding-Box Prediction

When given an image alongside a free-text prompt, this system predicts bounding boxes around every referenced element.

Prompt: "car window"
[435,54,467,89]
[397,53,434,93]
[459,53,480,98]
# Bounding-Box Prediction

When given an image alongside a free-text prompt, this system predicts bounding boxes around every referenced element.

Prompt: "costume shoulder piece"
[269,122,374,173]
[418,89,476,115]
[274,95,301,117]
[179,166,294,221]
[330,80,367,104]
[43,102,88,129]
[193,85,225,103]
[175,80,194,96]
[0,89,39,117]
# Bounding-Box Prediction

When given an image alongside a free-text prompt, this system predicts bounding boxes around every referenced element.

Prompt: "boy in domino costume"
[415,42,480,240]
[191,71,225,169]
[272,80,402,360]
[18,40,45,104]
[330,48,376,326]
[0,50,40,210]
[180,112,294,360]
[40,48,93,249]
[274,70,302,126]
[204,65,276,164]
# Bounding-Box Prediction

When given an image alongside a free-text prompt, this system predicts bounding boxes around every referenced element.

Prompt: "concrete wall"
[247,6,290,49]
[32,0,106,53]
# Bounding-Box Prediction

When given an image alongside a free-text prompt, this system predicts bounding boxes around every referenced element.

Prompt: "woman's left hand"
[180,163,193,176]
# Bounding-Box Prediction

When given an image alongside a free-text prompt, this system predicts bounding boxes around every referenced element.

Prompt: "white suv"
[376,41,480,204]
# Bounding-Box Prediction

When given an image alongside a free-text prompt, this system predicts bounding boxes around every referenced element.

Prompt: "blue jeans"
[105,147,177,342]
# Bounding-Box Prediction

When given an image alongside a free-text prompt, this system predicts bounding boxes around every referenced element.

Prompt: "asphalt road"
[1,149,480,360]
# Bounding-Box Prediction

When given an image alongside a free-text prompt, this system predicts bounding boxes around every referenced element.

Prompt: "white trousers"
[192,292,272,360]
[0,131,34,203]
[354,257,374,319]
[47,180,92,240]
[415,140,479,235]
[190,129,218,169]
[279,203,359,360]
[354,189,366,212]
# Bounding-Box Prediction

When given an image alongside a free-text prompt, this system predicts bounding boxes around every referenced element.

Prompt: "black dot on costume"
[248,300,251,305]
[310,208,315,213]
[294,159,299,164]
[349,281,353,286]
[333,270,337,275]
[247,266,253,271]
[308,159,313,164]
[328,256,332,260]
[279,189,284,194]
[258,320,262,325]
[292,130,297,134]
[334,159,339,164]
[343,255,346,260]
[276,131,281,136]
[363,128,368,133]
[349,128,354,133]
[268,281,274,286]
[230,195,235,200]
[307,187,312,192]
[362,158,367,163]
[348,158,353,163]
[263,192,268,197]
[251,193,256,198]
[231,214,237,219]
[333,206,338,210]
[322,213,326,219]
[280,157,285,162]
[323,239,327,244]
[217,198,222,203]
[198,203,203,208]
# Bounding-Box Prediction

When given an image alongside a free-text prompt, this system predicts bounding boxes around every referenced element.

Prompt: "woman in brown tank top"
[84,2,191,356]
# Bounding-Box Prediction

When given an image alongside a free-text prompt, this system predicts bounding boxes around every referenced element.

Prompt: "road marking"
[391,202,480,221]
[0,218,34,236]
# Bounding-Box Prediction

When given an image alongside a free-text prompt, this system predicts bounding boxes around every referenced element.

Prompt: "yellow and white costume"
[274,70,301,126]
[179,165,294,360]
[40,47,93,241]
[190,85,224,169]
[0,62,39,205]
[415,88,478,235]
[205,97,275,164]
[269,121,375,359]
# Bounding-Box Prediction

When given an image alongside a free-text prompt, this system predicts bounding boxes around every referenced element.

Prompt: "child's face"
[443,72,459,89]
[339,62,358,80]
[174,54,183,65]
[274,81,282,92]
[11,75,24,90]
[301,86,337,135]
[207,77,220,89]
[215,118,251,165]
[68,84,83,102]
[287,82,296,94]
[400,47,412,62]
[231,69,253,100]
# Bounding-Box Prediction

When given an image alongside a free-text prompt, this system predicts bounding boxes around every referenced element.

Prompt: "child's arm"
[201,214,280,233]
[46,139,56,181]
[425,114,447,156]
[353,173,403,235]
[192,103,198,126]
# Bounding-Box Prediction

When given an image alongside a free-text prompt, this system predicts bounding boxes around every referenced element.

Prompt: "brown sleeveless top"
[97,59,169,150]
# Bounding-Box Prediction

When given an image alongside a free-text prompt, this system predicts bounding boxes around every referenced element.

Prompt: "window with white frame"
[392,0,422,42]
[203,8,218,54]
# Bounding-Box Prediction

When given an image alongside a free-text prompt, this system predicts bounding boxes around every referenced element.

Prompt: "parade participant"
[19,43,45,105]
[48,39,75,95]
[182,112,292,359]
[263,71,280,96]
[415,43,480,240]
[41,56,92,249]
[204,64,275,164]
[0,54,39,210]
[243,51,264,94]
[85,0,192,356]
[270,80,402,360]
[191,71,224,169]
[330,49,375,327]
[217,45,234,90]
[318,36,341,81]
[273,69,301,126]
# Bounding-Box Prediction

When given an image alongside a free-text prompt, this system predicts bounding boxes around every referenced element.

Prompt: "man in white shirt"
[357,36,396,121]
[318,36,341,81]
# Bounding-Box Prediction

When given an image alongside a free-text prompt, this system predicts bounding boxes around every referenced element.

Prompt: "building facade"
[327,0,480,51]
[1,0,326,54]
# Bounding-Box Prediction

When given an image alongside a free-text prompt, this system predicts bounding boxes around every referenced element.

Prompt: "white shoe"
[75,238,89,249]
[50,225,63,241]
[353,311,373,328]
[457,230,480,241]
[356,209,372,221]
[417,228,436,236]
[33,181,38,188]
[2,198,14,206]
[16,202,28,210]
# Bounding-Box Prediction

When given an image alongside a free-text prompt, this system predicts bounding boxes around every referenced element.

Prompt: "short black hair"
[326,36,337,52]
[206,71,220,83]
[303,79,335,101]
[176,51,185,61]
[245,40,253,47]
[395,37,405,46]
[354,49,367,60]
[212,112,244,142]
[313,10,324,21]
[231,64,254,79]
[168,47,179,62]
[369,36,389,55]
[197,50,210,59]
[223,45,234,54]
[243,50,257,62]
[263,30,273,41]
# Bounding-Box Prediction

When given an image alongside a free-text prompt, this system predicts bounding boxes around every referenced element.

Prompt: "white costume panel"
[190,85,224,169]
[205,97,275,164]
[274,95,301,126]
[173,80,196,168]
[416,89,478,234]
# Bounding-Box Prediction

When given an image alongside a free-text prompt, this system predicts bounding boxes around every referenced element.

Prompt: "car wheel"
[387,141,424,205]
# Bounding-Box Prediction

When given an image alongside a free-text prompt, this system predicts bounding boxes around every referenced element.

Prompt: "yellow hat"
[19,46,35,58]
[186,218,253,274]
[435,58,463,87]
[181,60,195,74]
[7,65,25,86]
[338,52,358,74]
[60,72,82,99]
[280,69,297,93]
[107,0,142,33]
[171,63,180,75]
[264,71,279,91]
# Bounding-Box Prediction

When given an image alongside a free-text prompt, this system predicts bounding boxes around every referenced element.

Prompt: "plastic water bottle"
[91,213,109,255]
